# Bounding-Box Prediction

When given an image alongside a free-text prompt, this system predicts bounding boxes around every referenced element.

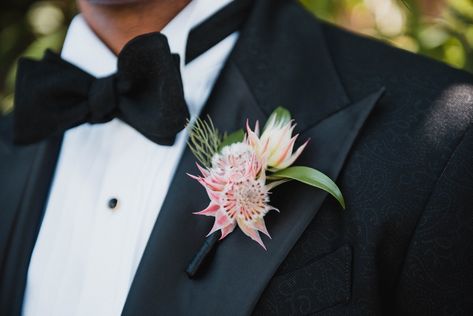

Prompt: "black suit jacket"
[1,1,472,315]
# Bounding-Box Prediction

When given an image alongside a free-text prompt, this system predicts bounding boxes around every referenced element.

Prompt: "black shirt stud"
[108,198,118,210]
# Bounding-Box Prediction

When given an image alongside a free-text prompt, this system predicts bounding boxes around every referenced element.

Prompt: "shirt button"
[108,198,119,210]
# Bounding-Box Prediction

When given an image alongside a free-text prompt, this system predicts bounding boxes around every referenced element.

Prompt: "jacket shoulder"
[319,20,473,134]
[319,19,473,89]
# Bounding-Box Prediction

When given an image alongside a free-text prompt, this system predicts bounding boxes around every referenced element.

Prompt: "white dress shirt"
[22,1,237,315]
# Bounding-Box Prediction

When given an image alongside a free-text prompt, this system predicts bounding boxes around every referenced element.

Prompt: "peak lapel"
[232,0,350,129]
[186,88,385,316]
[123,1,385,315]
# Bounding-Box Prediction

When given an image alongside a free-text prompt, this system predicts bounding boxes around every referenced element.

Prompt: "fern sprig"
[187,116,222,168]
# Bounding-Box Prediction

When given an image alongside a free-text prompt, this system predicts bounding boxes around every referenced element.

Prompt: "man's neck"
[77,0,191,54]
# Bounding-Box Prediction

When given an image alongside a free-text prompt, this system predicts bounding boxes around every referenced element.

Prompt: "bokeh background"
[1,0,473,114]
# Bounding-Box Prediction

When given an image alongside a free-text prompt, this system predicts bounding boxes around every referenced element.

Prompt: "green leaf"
[271,166,346,209]
[220,129,245,150]
[263,106,291,131]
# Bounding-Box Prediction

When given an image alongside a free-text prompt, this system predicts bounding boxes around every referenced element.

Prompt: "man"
[1,0,472,315]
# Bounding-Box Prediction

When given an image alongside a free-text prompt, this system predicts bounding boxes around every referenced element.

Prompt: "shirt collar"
[61,0,234,78]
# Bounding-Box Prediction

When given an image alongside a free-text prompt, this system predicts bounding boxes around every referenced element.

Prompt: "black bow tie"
[13,0,254,146]
[14,33,187,145]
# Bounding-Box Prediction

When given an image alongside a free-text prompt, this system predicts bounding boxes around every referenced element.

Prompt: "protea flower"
[190,143,279,249]
[187,108,345,254]
[246,113,309,171]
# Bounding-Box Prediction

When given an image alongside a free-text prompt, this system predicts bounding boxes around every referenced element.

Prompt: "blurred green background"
[1,0,473,115]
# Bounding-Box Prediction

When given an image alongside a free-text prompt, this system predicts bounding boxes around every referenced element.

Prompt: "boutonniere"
[187,107,345,250]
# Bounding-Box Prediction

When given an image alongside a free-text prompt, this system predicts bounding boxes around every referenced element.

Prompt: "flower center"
[223,178,268,222]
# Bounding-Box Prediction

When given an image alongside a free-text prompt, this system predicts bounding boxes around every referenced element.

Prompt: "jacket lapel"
[0,121,62,315]
[123,1,385,315]
[122,60,267,315]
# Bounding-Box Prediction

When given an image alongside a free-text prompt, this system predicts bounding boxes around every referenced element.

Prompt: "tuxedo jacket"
[1,1,473,315]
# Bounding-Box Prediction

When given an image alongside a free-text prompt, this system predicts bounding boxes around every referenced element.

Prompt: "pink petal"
[220,222,237,240]
[279,138,309,169]
[237,218,267,250]
[201,177,224,191]
[246,122,261,148]
[207,211,233,236]
[246,120,260,136]
[252,218,271,238]
[196,163,210,177]
[193,203,220,216]
[207,190,222,202]
[276,122,293,146]
[274,134,298,166]
[187,173,201,181]
[261,137,270,156]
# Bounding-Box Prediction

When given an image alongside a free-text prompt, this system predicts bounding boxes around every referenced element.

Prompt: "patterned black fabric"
[254,245,352,315]
[254,16,473,316]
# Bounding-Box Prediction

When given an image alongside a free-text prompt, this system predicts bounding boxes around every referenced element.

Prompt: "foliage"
[0,0,75,114]
[301,0,473,71]
[271,166,346,209]
[187,117,222,168]
[1,0,473,114]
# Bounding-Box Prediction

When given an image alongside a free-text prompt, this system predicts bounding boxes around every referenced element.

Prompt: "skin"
[77,0,191,54]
